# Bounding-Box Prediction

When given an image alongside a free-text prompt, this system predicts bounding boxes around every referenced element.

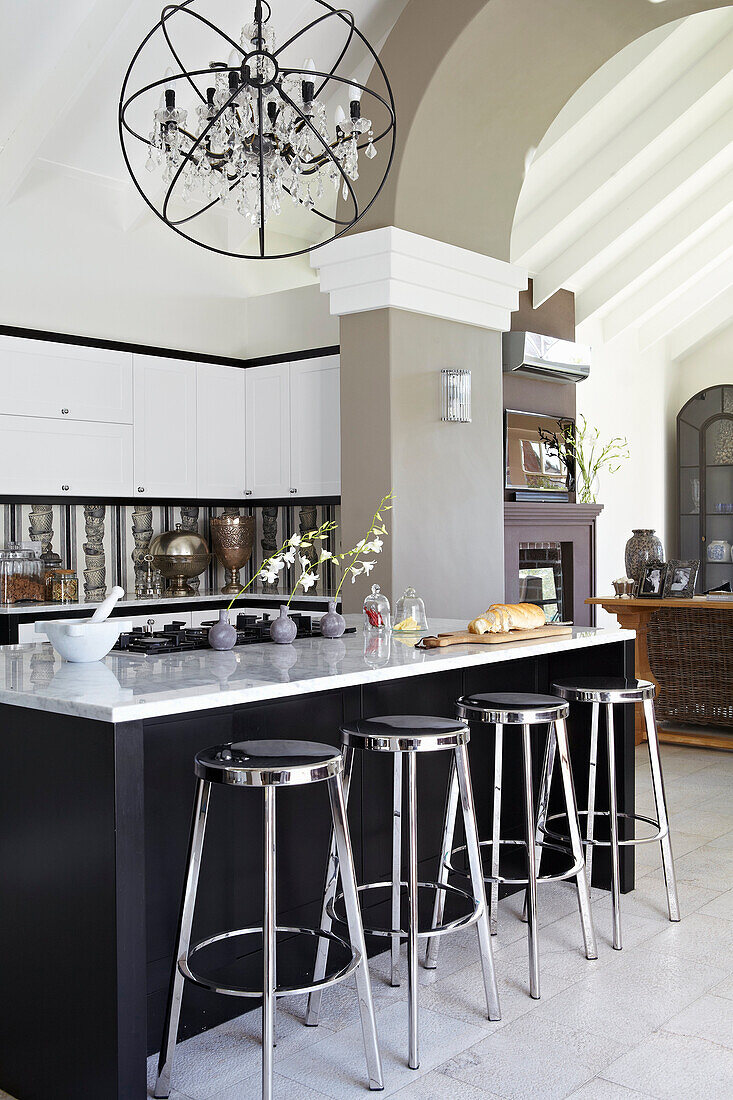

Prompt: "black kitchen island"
[0,620,636,1100]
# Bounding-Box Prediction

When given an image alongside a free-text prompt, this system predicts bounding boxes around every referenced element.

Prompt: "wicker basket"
[647,608,733,727]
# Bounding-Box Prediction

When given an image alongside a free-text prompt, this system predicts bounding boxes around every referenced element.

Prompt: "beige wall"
[340,308,504,619]
[245,284,339,359]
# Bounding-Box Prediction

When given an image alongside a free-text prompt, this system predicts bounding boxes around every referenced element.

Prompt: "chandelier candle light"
[119,0,396,259]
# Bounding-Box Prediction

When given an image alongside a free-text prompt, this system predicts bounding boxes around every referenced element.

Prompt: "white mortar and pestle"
[37,586,133,662]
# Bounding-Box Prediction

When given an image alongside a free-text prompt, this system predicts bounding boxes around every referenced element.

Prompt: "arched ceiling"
[360,0,733,264]
[512,6,733,362]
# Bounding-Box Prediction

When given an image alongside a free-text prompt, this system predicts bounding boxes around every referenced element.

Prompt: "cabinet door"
[134,356,197,498]
[0,336,133,423]
[245,362,291,498]
[0,415,133,497]
[290,356,341,496]
[196,364,247,499]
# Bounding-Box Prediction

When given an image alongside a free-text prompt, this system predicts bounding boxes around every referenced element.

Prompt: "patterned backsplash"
[2,501,340,602]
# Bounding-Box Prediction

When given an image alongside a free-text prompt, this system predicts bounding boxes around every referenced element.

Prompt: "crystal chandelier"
[119,0,396,260]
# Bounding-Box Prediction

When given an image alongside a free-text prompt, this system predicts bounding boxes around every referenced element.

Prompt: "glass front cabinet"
[678,385,733,593]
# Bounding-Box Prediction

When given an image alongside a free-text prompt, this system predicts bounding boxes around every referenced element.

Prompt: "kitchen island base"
[0,629,635,1100]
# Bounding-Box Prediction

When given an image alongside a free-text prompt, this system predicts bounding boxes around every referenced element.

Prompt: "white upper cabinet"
[196,363,247,499]
[133,355,197,498]
[0,336,133,423]
[245,362,291,499]
[0,415,133,497]
[289,356,341,497]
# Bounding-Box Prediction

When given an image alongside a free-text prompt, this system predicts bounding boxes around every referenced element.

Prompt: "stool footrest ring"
[328,879,482,939]
[179,925,360,998]
[542,809,667,848]
[447,839,585,887]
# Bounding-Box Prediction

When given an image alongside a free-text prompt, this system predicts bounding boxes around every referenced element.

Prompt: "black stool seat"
[341,715,469,753]
[457,692,569,725]
[552,677,655,704]
[195,739,342,787]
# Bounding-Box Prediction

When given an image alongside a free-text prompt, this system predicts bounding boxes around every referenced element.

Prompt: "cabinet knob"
[61,408,69,415]
[61,485,69,492]
[244,490,252,496]
[290,488,297,494]
[137,487,145,493]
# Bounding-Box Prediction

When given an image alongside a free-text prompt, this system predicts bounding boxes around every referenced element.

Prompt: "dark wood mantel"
[505,502,603,627]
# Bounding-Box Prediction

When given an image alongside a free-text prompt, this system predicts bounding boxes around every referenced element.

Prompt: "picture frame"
[662,559,699,598]
[504,410,575,496]
[636,562,666,598]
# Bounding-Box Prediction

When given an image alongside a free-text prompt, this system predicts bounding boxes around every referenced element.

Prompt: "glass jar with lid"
[363,583,391,633]
[393,586,428,633]
[0,545,45,604]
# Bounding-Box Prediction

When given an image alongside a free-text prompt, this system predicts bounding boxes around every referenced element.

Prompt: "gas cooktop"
[113,613,355,655]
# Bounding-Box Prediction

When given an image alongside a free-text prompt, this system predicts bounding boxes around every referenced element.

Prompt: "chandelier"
[119,0,396,260]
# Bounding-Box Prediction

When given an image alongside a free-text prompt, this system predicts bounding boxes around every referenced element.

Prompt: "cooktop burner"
[113,613,354,655]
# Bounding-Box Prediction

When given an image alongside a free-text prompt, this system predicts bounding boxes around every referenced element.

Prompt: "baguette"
[487,602,546,631]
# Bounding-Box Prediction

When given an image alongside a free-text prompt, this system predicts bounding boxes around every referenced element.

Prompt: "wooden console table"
[587,596,733,750]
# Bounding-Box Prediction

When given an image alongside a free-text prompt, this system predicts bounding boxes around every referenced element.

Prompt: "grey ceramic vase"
[624,529,665,584]
[208,610,237,651]
[270,605,298,644]
[320,599,346,638]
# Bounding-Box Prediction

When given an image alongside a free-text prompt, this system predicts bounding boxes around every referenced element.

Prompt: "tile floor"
[2,742,731,1100]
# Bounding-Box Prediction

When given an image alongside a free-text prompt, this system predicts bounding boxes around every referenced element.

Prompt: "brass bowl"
[210,515,255,595]
[150,526,211,597]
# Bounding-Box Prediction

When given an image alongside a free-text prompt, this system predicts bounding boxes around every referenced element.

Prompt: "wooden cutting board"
[417,624,573,649]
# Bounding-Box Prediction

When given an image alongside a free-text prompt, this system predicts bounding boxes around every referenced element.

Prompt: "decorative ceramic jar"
[320,599,346,638]
[707,539,732,563]
[208,609,237,651]
[270,605,298,644]
[624,529,664,584]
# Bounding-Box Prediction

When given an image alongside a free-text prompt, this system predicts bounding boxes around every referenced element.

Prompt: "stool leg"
[455,743,501,1022]
[407,753,420,1069]
[327,773,384,1091]
[391,752,403,986]
[262,786,276,1100]
[490,723,503,935]
[522,724,556,923]
[306,746,355,1027]
[521,725,540,999]
[554,718,597,961]
[154,779,211,1099]
[643,698,680,922]
[425,752,458,970]
[585,702,600,889]
[606,703,622,950]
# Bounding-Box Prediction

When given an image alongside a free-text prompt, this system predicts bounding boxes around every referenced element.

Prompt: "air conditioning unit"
[502,331,591,384]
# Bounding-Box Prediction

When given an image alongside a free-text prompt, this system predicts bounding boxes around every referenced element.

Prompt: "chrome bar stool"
[426,693,597,1000]
[306,715,501,1071]
[154,739,383,1100]
[549,678,680,950]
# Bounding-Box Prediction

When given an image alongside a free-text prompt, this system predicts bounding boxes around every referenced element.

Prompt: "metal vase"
[210,515,255,595]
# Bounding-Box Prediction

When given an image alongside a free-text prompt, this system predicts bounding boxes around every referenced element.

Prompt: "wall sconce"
[441,369,471,422]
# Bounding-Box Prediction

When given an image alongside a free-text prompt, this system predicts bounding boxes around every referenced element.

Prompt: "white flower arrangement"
[225,491,394,613]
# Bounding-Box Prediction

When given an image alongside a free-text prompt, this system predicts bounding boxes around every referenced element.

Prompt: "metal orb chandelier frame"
[118,0,396,260]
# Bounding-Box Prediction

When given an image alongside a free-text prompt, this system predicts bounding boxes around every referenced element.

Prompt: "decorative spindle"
[83,504,106,602]
[179,506,201,592]
[132,506,154,588]
[261,507,279,593]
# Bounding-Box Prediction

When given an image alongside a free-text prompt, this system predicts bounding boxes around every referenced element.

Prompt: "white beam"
[0,0,135,208]
[576,167,733,327]
[513,23,733,274]
[638,256,733,351]
[312,226,527,331]
[530,105,733,306]
[599,202,733,342]
[669,282,733,360]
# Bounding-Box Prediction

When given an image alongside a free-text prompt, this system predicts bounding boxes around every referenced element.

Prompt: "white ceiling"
[512,7,733,362]
[0,0,406,306]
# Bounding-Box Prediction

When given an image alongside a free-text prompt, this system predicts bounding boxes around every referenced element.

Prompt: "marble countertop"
[0,618,635,723]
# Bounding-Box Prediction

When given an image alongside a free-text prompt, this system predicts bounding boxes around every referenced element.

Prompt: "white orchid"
[283,546,297,565]
[226,518,337,613]
[299,571,317,592]
[299,553,311,570]
[260,564,279,585]
[362,560,376,575]
[289,534,302,548]
[318,549,333,563]
[271,556,286,574]
[332,491,394,598]
[363,537,383,554]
